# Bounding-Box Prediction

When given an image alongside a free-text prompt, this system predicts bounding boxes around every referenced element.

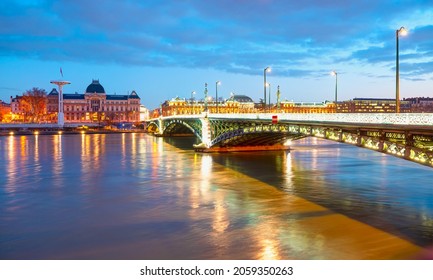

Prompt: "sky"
[1,0,433,110]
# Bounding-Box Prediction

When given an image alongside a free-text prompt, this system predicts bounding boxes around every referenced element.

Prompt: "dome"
[86,79,105,94]
[228,94,254,103]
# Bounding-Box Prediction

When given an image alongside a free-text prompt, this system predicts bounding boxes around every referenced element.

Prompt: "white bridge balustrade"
[157,113,433,126]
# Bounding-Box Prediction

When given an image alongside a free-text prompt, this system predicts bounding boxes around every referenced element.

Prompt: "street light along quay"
[331,70,338,105]
[396,26,408,114]
[191,91,196,114]
[216,81,221,113]
[264,67,271,112]
[267,82,271,111]
[204,83,208,112]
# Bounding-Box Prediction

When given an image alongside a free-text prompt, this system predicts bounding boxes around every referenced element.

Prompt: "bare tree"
[20,88,47,122]
[0,104,8,122]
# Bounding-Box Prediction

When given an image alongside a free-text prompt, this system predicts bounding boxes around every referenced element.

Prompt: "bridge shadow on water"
[164,136,433,251]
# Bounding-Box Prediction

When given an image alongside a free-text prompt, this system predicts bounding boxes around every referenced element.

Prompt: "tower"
[50,80,70,126]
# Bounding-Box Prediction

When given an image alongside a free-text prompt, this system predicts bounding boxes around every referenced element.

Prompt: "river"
[0,133,432,259]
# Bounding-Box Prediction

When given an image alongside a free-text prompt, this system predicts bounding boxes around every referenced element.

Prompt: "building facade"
[47,79,141,123]
[10,96,22,115]
[280,100,336,113]
[158,94,256,117]
[404,97,433,113]
[337,98,410,113]
[0,100,11,122]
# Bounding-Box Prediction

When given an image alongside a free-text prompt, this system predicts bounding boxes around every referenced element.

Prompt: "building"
[225,94,255,113]
[159,94,257,117]
[0,100,11,122]
[10,96,22,114]
[337,98,410,113]
[140,105,150,121]
[280,100,336,113]
[404,97,433,113]
[47,79,141,123]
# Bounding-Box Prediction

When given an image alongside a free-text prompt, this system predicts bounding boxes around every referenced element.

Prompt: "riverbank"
[0,129,144,137]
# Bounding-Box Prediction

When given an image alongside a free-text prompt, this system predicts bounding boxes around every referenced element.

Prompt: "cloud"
[1,0,433,81]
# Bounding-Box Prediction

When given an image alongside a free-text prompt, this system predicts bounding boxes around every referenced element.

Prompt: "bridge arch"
[162,119,203,141]
[146,120,160,134]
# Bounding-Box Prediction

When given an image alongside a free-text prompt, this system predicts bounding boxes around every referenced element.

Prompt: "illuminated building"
[0,100,11,122]
[225,95,255,113]
[280,100,336,113]
[47,79,141,123]
[337,98,410,113]
[159,94,256,116]
[140,105,150,121]
[10,96,22,114]
[404,97,433,113]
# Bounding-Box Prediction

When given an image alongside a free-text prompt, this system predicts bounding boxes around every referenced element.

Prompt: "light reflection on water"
[0,133,432,260]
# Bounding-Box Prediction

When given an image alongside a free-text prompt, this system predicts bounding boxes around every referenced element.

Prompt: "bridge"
[146,113,433,167]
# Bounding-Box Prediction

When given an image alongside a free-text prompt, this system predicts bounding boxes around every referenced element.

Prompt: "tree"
[0,104,8,122]
[20,88,47,122]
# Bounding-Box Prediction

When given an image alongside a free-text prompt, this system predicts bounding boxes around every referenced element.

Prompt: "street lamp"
[216,81,221,113]
[276,85,281,110]
[396,26,408,113]
[191,91,196,114]
[331,71,338,105]
[266,82,271,111]
[204,83,208,113]
[264,67,271,112]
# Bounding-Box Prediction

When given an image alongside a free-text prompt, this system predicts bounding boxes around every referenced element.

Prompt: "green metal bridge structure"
[146,113,433,168]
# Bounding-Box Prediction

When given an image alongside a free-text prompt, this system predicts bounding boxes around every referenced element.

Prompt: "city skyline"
[1,0,433,110]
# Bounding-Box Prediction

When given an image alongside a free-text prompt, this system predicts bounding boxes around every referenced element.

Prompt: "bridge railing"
[153,113,433,126]
[154,113,433,126]
[232,113,433,126]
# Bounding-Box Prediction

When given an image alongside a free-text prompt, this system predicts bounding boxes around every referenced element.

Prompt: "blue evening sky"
[1,0,433,110]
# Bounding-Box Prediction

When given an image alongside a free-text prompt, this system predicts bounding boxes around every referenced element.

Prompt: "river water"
[0,133,432,259]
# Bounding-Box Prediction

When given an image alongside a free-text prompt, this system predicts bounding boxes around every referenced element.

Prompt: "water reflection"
[6,136,17,193]
[52,135,64,189]
[282,152,294,191]
[0,134,432,260]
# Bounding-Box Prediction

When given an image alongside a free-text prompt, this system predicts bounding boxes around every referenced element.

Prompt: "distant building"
[10,95,22,114]
[140,105,150,121]
[337,98,410,113]
[280,100,336,113]
[404,97,433,113]
[225,95,255,113]
[47,79,141,123]
[0,100,11,122]
[159,94,256,117]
